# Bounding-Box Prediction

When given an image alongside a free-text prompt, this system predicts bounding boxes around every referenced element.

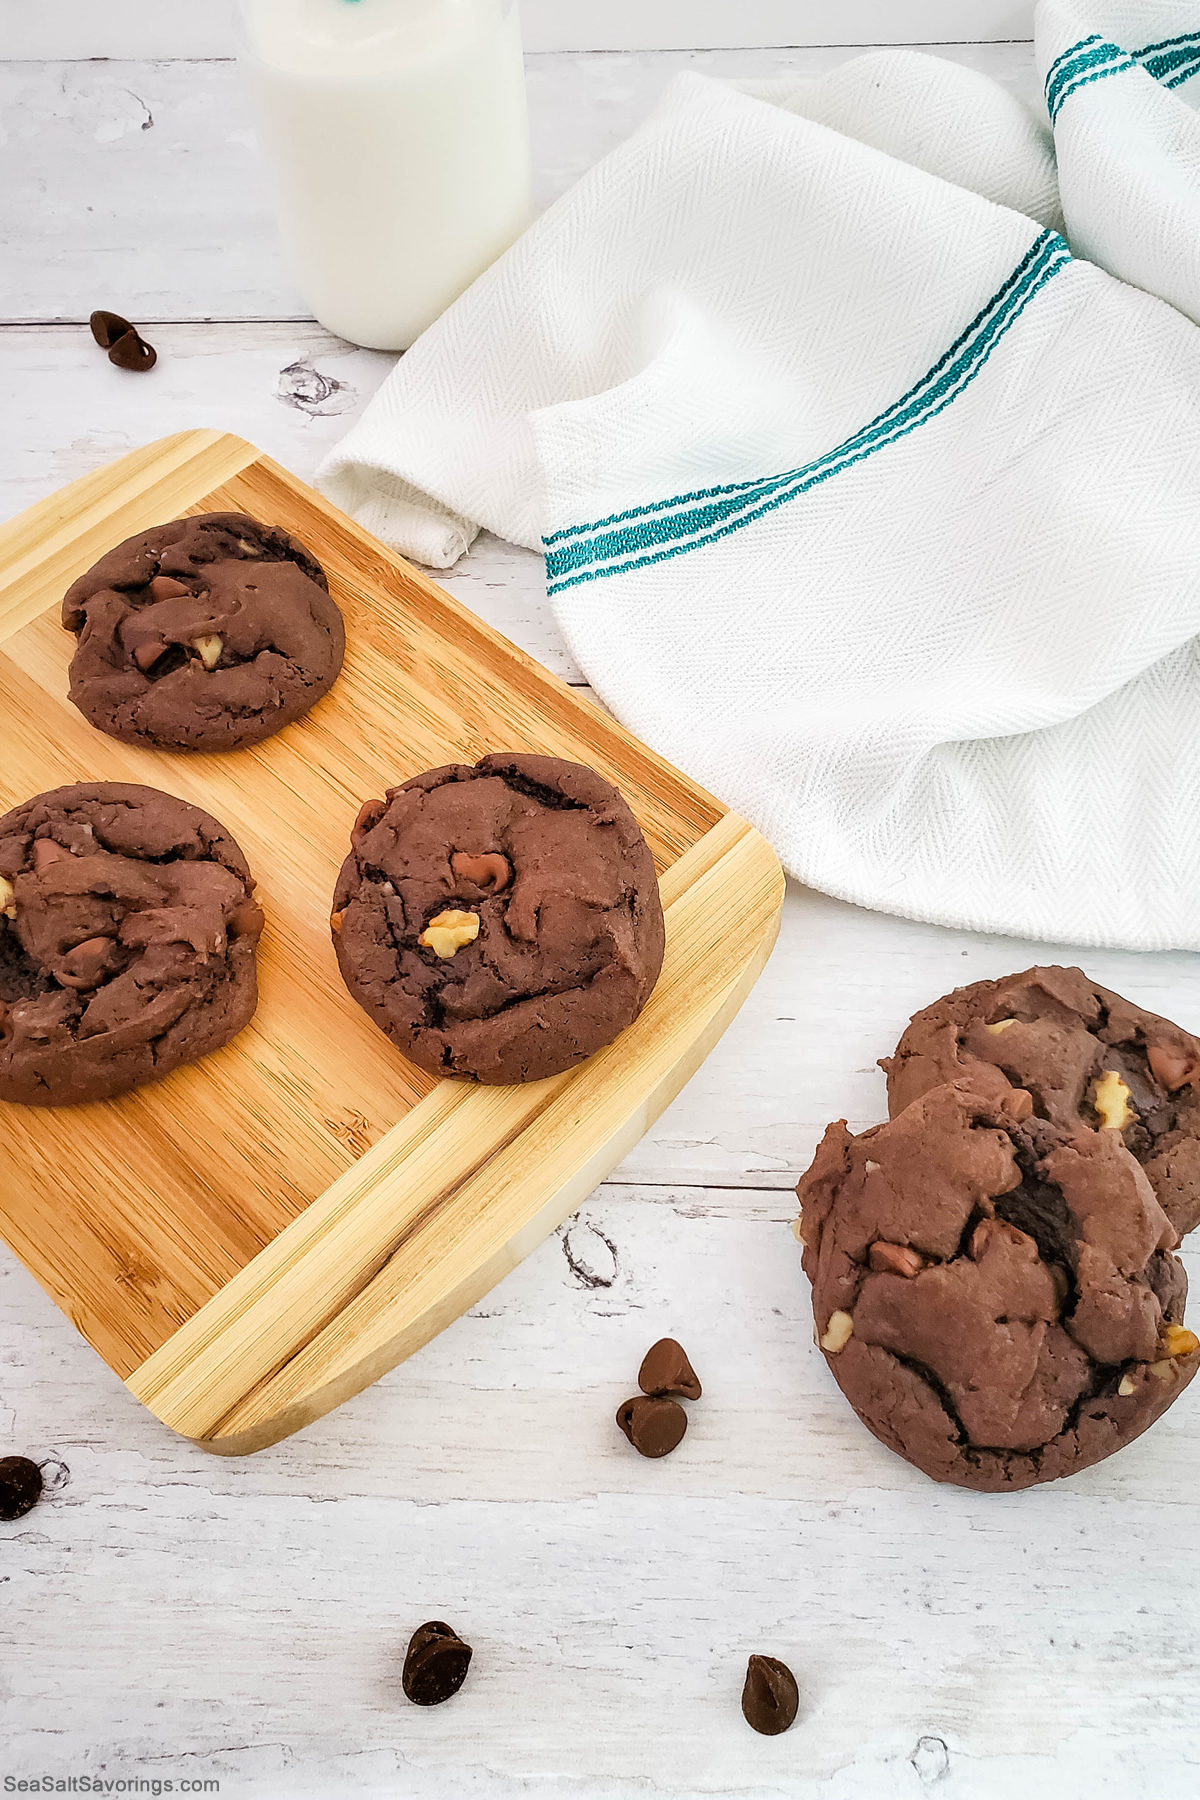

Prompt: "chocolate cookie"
[331,754,665,1084]
[882,967,1200,1237]
[62,512,344,751]
[0,783,264,1106]
[796,1083,1200,1491]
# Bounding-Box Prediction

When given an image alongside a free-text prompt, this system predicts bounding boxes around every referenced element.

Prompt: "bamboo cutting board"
[0,432,784,1453]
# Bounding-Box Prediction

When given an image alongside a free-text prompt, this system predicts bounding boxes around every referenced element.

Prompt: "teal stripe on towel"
[1164,52,1200,89]
[544,232,1071,596]
[1138,28,1200,79]
[1046,39,1132,120]
[1044,33,1102,86]
[1047,26,1200,120]
[546,231,1063,549]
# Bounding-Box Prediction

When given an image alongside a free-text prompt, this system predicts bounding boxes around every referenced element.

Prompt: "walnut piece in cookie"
[881,966,1200,1237]
[330,754,665,1084]
[418,909,480,958]
[0,782,264,1106]
[62,512,345,752]
[795,1082,1198,1492]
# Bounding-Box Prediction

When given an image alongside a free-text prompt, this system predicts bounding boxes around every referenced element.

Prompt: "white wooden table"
[3,23,1199,1800]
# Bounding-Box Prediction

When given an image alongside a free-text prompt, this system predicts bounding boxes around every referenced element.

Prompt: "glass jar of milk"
[237,0,532,350]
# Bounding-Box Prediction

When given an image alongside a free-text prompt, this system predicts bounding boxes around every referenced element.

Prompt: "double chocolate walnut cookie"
[882,966,1200,1237]
[331,754,665,1085]
[796,1083,1199,1491]
[0,783,263,1106]
[62,512,344,752]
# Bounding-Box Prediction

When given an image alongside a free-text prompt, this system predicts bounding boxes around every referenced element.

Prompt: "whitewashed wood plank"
[2,1201,1197,1799]
[1,60,301,324]
[1,0,1033,60]
[4,27,1198,1800]
[0,0,236,60]
[0,326,392,506]
[0,44,1040,323]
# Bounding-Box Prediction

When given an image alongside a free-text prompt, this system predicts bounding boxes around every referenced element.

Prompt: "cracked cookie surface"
[62,512,344,751]
[796,1083,1199,1491]
[882,965,1200,1238]
[0,783,264,1106]
[331,754,665,1085]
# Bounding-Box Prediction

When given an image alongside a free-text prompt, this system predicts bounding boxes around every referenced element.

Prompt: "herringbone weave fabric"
[319,2,1200,950]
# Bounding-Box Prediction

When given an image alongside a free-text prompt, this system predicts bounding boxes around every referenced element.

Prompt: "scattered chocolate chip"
[108,329,157,372]
[90,309,133,349]
[741,1654,799,1736]
[402,1620,473,1705]
[89,309,157,372]
[616,1393,687,1458]
[0,1455,44,1522]
[638,1337,702,1400]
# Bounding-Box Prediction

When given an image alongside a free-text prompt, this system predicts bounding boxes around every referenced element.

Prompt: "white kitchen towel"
[319,4,1200,951]
[1040,1,1200,322]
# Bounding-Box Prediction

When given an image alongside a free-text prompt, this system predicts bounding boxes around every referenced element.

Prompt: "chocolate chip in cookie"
[0,782,263,1106]
[331,754,665,1085]
[62,512,344,752]
[796,1082,1199,1491]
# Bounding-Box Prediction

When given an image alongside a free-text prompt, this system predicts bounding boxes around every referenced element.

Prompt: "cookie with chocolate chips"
[0,783,264,1106]
[331,754,665,1084]
[796,1082,1199,1491]
[881,966,1200,1238]
[62,512,344,751]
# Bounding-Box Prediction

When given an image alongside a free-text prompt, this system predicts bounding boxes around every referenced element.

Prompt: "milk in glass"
[239,0,532,349]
